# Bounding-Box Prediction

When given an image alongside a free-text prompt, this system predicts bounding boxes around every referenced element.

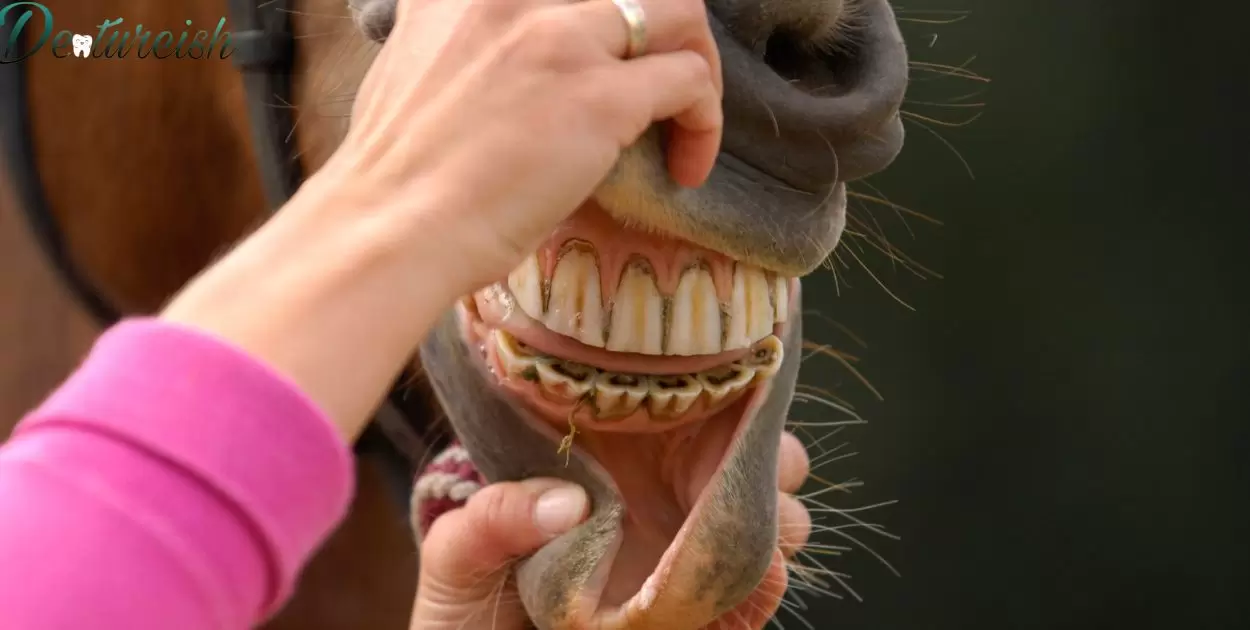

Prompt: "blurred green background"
[790,1,1248,628]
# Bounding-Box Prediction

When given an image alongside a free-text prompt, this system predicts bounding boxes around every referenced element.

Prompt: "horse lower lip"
[466,321,790,627]
[537,316,797,628]
[422,282,802,628]
[462,296,800,620]
[576,390,771,625]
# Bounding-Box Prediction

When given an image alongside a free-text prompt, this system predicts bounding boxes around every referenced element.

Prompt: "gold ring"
[610,0,647,59]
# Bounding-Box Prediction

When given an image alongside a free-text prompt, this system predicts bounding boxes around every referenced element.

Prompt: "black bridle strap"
[0,20,121,325]
[226,0,301,208]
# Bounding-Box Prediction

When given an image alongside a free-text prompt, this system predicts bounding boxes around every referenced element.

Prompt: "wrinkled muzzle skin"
[350,0,908,627]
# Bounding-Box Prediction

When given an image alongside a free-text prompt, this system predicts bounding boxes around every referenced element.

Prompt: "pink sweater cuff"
[11,317,356,616]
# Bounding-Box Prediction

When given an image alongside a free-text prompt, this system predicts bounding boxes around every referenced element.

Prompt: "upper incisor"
[506,247,788,357]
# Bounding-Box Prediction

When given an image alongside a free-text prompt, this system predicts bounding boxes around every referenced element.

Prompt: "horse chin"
[417,209,804,628]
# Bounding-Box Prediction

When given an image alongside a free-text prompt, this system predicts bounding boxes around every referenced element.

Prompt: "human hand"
[407,432,812,629]
[158,0,724,440]
[328,0,725,298]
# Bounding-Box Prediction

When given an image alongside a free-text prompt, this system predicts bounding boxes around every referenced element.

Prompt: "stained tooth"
[773,275,790,323]
[545,249,605,347]
[507,255,545,320]
[726,264,776,351]
[592,372,648,419]
[741,336,784,380]
[494,331,538,378]
[607,263,664,355]
[696,364,756,403]
[646,375,701,417]
[744,267,774,342]
[667,266,721,356]
[726,265,751,350]
[535,358,597,400]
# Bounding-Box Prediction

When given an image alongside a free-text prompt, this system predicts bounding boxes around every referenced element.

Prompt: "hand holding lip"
[409,430,811,630]
[327,0,725,298]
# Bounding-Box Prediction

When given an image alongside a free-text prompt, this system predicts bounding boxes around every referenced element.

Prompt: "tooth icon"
[71,34,92,58]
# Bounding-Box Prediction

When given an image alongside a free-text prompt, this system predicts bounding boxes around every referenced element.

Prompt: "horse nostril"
[762,30,810,83]
[714,0,908,190]
[761,28,854,96]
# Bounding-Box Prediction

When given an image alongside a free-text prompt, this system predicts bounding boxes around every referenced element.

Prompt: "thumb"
[418,478,589,593]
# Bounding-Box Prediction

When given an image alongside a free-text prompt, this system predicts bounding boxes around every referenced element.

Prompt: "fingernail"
[534,485,589,536]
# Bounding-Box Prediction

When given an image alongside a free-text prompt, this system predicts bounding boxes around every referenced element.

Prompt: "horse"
[0,0,916,627]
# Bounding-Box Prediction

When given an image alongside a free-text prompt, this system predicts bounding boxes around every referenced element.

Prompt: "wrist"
[290,170,469,306]
[160,170,461,440]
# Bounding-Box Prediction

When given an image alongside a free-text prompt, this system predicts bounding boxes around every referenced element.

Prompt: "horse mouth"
[407,0,911,620]
[446,204,800,628]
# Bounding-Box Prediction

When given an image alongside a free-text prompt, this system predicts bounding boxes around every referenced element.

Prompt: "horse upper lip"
[716,151,819,194]
[710,0,909,190]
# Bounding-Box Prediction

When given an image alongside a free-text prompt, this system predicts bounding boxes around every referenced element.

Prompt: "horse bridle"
[0,1,440,507]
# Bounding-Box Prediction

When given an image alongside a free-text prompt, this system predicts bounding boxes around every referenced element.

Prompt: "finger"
[606,50,723,186]
[778,431,811,494]
[418,478,589,593]
[777,493,812,560]
[565,0,723,95]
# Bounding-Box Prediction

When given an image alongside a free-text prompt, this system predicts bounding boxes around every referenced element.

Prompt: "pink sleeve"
[0,318,356,630]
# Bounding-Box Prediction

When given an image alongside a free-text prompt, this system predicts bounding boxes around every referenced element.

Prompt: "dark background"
[791,1,1250,628]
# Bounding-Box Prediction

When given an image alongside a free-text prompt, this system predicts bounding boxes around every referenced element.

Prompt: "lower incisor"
[493,330,783,422]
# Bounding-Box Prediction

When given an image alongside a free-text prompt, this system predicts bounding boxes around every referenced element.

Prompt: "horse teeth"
[696,364,757,404]
[506,255,544,320]
[773,276,789,323]
[545,247,606,348]
[667,267,721,356]
[736,264,776,346]
[504,247,789,356]
[494,330,538,378]
[534,358,598,400]
[645,375,701,418]
[606,260,665,355]
[740,336,784,381]
[492,331,777,419]
[592,373,648,419]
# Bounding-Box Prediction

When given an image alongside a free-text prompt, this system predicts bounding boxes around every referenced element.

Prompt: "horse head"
[339,1,908,627]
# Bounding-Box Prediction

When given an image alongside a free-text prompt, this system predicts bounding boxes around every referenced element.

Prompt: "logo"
[70,32,89,57]
[0,1,234,64]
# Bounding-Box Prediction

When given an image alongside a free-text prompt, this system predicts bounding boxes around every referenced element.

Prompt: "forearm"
[0,320,353,629]
[160,170,463,442]
[0,171,449,627]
